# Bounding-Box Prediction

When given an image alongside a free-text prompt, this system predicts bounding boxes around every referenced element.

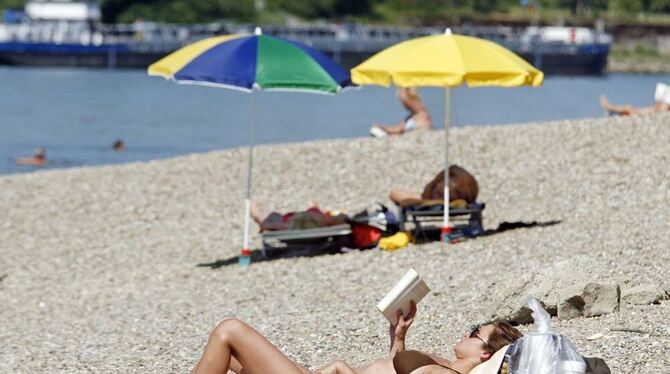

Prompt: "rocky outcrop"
[491,256,669,324]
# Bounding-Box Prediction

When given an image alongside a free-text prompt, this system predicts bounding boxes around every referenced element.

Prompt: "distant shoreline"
[607,58,670,74]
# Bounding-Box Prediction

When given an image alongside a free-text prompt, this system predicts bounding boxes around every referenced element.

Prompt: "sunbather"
[370,87,432,137]
[599,95,669,116]
[599,82,670,116]
[250,201,348,231]
[191,301,523,374]
[390,165,479,208]
[15,147,47,166]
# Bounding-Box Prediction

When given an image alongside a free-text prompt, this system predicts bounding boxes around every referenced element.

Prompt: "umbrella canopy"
[351,32,543,88]
[148,31,352,93]
[148,29,353,263]
[351,30,543,241]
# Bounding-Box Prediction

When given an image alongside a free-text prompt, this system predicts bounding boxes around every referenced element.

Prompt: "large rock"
[621,285,670,305]
[582,283,621,317]
[557,286,586,320]
[490,256,622,323]
[557,283,620,319]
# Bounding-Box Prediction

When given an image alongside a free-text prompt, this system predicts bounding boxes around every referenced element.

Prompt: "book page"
[377,268,431,325]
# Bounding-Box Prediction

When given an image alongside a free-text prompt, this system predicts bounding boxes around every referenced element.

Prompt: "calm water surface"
[1,66,668,175]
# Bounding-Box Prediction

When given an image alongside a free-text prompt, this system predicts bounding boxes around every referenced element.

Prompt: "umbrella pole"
[241,93,257,262]
[442,87,451,243]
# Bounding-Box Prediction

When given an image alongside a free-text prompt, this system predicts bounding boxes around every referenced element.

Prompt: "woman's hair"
[406,87,420,99]
[487,321,523,352]
[448,165,479,203]
[34,148,46,159]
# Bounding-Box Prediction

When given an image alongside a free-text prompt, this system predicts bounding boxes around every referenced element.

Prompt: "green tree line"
[1,0,669,24]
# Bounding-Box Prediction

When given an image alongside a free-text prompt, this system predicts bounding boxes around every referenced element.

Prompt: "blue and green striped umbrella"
[148,28,353,263]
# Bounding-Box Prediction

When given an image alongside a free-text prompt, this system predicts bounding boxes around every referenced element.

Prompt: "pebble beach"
[1,114,669,373]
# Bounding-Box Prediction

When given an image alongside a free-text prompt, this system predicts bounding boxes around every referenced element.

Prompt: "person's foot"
[599,95,611,110]
[249,200,263,224]
[599,95,616,116]
[369,125,388,138]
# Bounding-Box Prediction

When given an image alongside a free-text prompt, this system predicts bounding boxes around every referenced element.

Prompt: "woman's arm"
[389,301,417,358]
[316,359,358,374]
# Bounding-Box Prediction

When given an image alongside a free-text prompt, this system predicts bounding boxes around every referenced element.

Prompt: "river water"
[1,66,668,175]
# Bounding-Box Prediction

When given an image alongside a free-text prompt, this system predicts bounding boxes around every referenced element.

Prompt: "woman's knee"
[211,317,248,342]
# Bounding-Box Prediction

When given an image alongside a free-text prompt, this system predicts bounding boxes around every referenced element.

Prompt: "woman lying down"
[191,301,523,374]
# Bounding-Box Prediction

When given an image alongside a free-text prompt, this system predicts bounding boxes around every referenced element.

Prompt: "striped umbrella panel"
[149,34,352,93]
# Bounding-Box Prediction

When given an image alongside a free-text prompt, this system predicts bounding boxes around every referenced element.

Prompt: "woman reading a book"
[191,302,523,374]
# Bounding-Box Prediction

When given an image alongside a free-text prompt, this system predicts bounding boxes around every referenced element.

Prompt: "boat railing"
[0,19,225,46]
[0,19,612,59]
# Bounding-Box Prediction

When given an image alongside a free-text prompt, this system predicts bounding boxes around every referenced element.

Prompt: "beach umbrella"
[148,28,353,260]
[351,29,543,240]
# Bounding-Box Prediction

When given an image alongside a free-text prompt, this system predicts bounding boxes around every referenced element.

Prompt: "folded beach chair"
[260,224,352,257]
[398,199,485,241]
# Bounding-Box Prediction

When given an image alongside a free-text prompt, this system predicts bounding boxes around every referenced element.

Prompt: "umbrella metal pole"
[241,93,257,260]
[442,87,451,243]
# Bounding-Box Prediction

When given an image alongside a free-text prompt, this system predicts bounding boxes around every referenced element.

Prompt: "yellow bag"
[379,231,413,251]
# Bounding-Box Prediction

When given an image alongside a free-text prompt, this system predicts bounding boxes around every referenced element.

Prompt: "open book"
[377,268,431,325]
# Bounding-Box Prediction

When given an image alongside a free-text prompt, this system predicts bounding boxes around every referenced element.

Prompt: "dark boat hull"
[0,41,610,75]
[0,42,170,68]
[516,43,610,76]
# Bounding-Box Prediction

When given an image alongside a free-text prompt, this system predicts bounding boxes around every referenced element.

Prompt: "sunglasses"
[469,325,491,348]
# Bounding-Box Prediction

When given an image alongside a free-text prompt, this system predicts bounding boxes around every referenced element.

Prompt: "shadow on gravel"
[481,220,562,236]
[197,220,561,269]
[414,220,562,243]
[197,245,349,269]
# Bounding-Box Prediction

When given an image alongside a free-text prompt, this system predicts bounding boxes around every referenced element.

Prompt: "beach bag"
[352,203,399,236]
[508,298,587,374]
[351,223,382,249]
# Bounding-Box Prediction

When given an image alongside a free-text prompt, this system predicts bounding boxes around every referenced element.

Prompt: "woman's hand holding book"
[389,300,417,357]
[393,300,417,341]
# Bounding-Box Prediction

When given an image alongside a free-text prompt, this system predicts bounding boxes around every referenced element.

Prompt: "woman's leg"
[599,95,636,115]
[192,318,310,374]
[389,189,423,207]
[249,201,265,226]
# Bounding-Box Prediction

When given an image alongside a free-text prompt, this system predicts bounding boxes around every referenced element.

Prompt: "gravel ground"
[1,114,669,373]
